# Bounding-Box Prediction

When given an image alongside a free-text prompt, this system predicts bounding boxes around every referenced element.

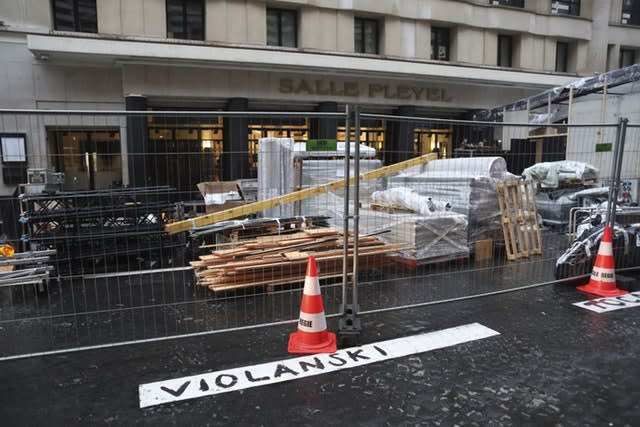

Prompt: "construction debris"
[190,229,403,292]
[0,249,56,290]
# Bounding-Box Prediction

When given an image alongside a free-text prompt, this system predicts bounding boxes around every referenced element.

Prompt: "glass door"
[48,129,122,191]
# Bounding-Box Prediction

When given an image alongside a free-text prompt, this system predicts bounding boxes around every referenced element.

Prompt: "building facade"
[0,0,639,195]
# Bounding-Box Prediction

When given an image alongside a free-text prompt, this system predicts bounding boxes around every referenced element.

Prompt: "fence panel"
[352,115,622,314]
[0,108,633,360]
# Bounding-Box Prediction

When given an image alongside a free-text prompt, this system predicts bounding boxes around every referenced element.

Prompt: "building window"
[555,42,569,72]
[620,48,636,68]
[354,17,379,54]
[498,35,513,67]
[52,0,97,33]
[551,1,580,16]
[166,0,204,40]
[431,27,450,61]
[267,8,297,47]
[622,0,640,25]
[490,0,524,7]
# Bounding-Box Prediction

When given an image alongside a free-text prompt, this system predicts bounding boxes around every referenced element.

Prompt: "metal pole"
[609,117,628,228]
[352,105,361,313]
[338,105,362,346]
[341,105,351,309]
[607,119,622,225]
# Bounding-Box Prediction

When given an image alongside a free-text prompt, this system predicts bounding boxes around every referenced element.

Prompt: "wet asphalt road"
[1,279,640,426]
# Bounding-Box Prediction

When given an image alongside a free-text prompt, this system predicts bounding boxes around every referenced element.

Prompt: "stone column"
[310,102,338,140]
[384,105,415,165]
[223,98,249,180]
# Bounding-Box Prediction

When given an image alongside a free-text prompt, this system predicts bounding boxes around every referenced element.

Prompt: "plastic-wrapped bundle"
[324,193,469,264]
[400,156,508,180]
[371,187,451,215]
[523,161,598,188]
[257,138,295,218]
[292,142,376,158]
[378,212,469,264]
[388,175,502,242]
[389,157,512,243]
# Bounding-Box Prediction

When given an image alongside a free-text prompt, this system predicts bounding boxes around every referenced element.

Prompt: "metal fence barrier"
[0,108,637,359]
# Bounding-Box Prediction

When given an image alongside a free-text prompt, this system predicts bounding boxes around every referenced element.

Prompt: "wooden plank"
[497,184,518,260]
[510,183,528,257]
[524,181,543,255]
[165,153,438,234]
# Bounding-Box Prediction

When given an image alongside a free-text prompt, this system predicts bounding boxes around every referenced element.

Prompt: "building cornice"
[27,34,575,91]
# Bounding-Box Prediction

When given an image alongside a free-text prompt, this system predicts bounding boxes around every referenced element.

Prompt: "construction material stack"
[190,229,402,292]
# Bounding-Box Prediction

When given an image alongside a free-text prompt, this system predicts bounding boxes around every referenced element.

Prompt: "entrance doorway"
[414,128,451,158]
[47,129,122,191]
[148,126,223,195]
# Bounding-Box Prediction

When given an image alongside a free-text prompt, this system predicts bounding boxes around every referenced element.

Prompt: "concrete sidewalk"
[1,279,639,426]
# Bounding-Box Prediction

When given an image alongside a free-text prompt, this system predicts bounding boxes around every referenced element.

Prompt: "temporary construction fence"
[0,108,638,360]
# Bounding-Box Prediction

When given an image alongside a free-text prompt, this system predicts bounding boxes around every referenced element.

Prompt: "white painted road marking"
[574,290,640,313]
[139,322,500,408]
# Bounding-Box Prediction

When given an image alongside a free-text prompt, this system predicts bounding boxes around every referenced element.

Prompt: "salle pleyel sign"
[279,78,453,102]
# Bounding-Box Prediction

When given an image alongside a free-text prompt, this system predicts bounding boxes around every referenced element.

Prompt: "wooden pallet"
[496,180,543,261]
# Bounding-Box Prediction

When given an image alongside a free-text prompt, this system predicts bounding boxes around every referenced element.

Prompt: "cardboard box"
[474,239,494,261]
[196,181,245,214]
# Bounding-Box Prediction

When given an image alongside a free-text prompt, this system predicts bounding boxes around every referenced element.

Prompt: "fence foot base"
[338,304,361,348]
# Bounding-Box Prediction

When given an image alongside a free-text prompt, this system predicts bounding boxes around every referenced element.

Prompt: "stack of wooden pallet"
[191,228,403,292]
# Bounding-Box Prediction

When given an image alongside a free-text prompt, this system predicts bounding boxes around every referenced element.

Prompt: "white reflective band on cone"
[303,276,321,296]
[599,241,613,256]
[297,311,327,332]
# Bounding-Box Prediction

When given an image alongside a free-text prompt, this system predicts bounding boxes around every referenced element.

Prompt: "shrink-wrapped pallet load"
[389,157,512,243]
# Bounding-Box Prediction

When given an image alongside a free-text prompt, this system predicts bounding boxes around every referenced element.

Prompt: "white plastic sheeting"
[324,196,469,264]
[522,161,598,188]
[292,141,376,158]
[400,156,508,180]
[379,213,469,264]
[257,137,295,218]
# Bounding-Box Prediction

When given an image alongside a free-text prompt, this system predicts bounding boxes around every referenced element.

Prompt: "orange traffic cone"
[288,256,336,354]
[577,225,628,297]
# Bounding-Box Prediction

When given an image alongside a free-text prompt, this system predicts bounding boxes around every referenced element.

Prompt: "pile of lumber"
[191,229,403,292]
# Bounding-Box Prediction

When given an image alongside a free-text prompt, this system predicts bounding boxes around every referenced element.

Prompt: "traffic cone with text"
[577,225,628,297]
[288,256,337,354]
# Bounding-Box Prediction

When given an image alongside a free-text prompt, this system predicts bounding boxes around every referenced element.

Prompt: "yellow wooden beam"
[165,153,437,234]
